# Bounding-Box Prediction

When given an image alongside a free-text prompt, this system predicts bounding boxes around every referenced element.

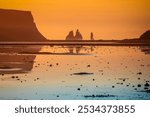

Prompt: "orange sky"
[0,0,150,40]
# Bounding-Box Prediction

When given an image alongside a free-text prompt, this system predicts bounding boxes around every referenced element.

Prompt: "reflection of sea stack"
[140,30,150,41]
[0,9,47,42]
[74,29,83,40]
[66,29,83,40]
[90,32,94,40]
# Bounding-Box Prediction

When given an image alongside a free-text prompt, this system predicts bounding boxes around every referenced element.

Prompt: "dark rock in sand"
[116,83,123,85]
[144,83,150,87]
[73,72,94,75]
[84,94,115,98]
[137,72,142,75]
[77,88,80,91]
[144,87,149,90]
[138,78,140,80]
[137,84,141,87]
[57,95,59,98]
[11,76,15,79]
[56,63,59,66]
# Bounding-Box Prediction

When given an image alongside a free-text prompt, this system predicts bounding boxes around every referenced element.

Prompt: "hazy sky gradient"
[0,0,150,40]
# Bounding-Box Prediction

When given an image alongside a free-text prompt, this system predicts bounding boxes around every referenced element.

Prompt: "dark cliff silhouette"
[66,29,83,40]
[0,9,47,42]
[140,30,150,41]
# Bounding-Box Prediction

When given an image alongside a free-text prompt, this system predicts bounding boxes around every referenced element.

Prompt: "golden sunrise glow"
[0,0,150,40]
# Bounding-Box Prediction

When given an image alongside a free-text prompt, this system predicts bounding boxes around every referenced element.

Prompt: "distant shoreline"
[0,39,150,46]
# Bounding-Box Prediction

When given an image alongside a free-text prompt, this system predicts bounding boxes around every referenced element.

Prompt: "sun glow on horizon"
[0,0,150,40]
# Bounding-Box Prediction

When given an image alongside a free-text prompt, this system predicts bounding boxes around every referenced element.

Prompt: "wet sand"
[0,45,150,100]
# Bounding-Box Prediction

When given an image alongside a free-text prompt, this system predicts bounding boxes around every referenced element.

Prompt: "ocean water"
[0,45,150,100]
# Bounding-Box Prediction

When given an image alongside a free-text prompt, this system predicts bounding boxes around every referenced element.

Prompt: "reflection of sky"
[0,46,150,100]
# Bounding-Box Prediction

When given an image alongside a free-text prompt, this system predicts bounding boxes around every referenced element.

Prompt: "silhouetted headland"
[0,9,47,42]
[140,30,150,41]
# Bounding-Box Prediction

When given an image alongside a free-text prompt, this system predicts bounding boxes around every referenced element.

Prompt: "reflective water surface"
[0,45,150,100]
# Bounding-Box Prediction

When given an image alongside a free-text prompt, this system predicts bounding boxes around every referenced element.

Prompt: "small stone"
[144,87,148,90]
[137,72,142,75]
[56,63,59,66]
[92,95,95,97]
[11,76,15,79]
[137,84,141,87]
[144,83,150,87]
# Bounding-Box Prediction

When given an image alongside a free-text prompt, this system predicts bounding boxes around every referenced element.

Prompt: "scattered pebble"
[144,83,150,87]
[137,72,142,75]
[137,84,141,87]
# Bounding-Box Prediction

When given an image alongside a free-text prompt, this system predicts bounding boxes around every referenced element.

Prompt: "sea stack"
[66,31,74,40]
[0,9,47,42]
[66,29,83,40]
[74,29,83,40]
[90,32,94,40]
